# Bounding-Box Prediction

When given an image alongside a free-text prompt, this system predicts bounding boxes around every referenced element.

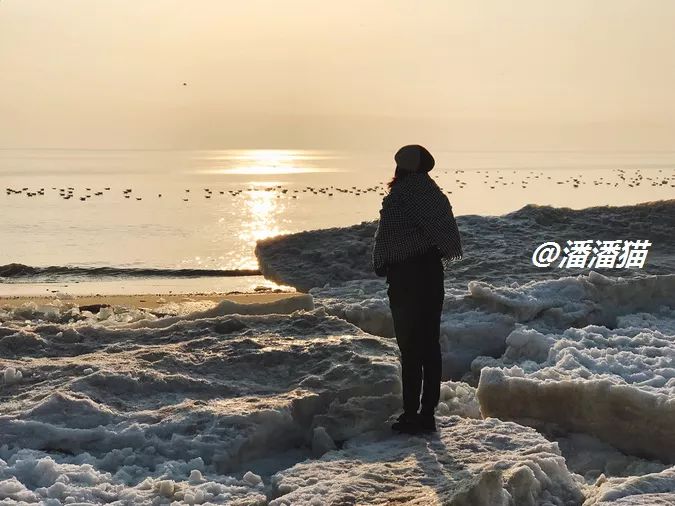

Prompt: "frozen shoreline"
[2,272,673,504]
[1,201,674,504]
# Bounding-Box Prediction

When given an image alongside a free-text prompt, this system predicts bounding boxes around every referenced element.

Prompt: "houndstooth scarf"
[372,172,463,274]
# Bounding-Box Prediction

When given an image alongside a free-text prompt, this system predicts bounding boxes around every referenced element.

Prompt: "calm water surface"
[1,149,673,284]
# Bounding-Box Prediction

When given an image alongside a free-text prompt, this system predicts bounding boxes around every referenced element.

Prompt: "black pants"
[386,246,444,416]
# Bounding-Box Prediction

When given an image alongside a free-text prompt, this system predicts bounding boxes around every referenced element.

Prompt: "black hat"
[395,145,435,173]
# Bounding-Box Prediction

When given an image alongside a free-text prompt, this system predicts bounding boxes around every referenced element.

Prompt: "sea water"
[0,148,674,294]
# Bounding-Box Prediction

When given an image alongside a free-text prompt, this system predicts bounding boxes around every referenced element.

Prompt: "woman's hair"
[386,167,410,191]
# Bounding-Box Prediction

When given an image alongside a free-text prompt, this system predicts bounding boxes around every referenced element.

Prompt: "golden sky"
[1,0,674,149]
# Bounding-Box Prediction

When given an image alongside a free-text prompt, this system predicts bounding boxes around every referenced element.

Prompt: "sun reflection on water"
[235,186,288,270]
[201,149,335,175]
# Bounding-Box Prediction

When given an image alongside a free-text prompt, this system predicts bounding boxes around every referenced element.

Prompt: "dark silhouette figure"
[372,145,463,435]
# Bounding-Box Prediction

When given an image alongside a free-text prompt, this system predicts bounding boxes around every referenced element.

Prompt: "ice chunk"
[243,470,262,486]
[477,323,675,463]
[311,426,336,457]
[468,273,675,331]
[437,380,482,418]
[188,469,203,483]
[123,293,315,329]
[585,466,675,505]
[156,479,174,497]
[3,367,22,385]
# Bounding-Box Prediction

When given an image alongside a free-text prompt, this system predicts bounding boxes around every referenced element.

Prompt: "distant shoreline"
[0,275,294,298]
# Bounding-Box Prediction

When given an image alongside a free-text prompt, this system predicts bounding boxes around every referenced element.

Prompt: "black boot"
[418,412,437,433]
[391,412,421,434]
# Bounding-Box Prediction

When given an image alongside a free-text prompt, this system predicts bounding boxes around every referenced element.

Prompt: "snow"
[0,294,315,334]
[255,201,675,293]
[269,416,586,506]
[0,450,268,504]
[2,367,22,385]
[1,201,674,504]
[0,307,401,504]
[468,271,675,331]
[243,471,263,486]
[304,272,675,385]
[437,381,482,419]
[585,466,675,505]
[2,273,674,503]
[310,427,336,457]
[152,294,315,319]
[555,432,670,483]
[474,274,675,463]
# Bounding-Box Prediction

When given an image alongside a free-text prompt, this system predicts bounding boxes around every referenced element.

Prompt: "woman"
[372,145,463,434]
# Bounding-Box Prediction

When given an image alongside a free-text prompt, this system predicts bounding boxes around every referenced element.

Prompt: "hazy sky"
[2,0,675,149]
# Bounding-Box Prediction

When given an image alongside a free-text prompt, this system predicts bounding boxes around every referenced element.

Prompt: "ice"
[310,427,336,457]
[2,300,81,325]
[306,281,517,379]
[151,294,314,319]
[308,273,675,383]
[467,271,675,331]
[255,201,675,293]
[584,466,675,505]
[309,282,396,338]
[255,221,377,292]
[269,416,585,506]
[473,274,675,463]
[2,367,22,385]
[0,295,315,333]
[477,347,675,463]
[0,308,401,503]
[253,203,675,383]
[437,381,482,419]
[188,469,203,483]
[157,479,175,496]
[2,201,674,504]
[0,450,267,504]
[243,470,263,486]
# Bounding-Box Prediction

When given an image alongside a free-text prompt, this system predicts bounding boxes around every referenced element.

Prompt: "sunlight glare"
[235,187,287,269]
[210,150,324,175]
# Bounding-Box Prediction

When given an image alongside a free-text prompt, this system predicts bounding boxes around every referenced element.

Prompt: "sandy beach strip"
[0,291,301,312]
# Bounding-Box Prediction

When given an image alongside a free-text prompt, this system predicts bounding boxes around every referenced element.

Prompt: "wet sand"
[0,291,300,312]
